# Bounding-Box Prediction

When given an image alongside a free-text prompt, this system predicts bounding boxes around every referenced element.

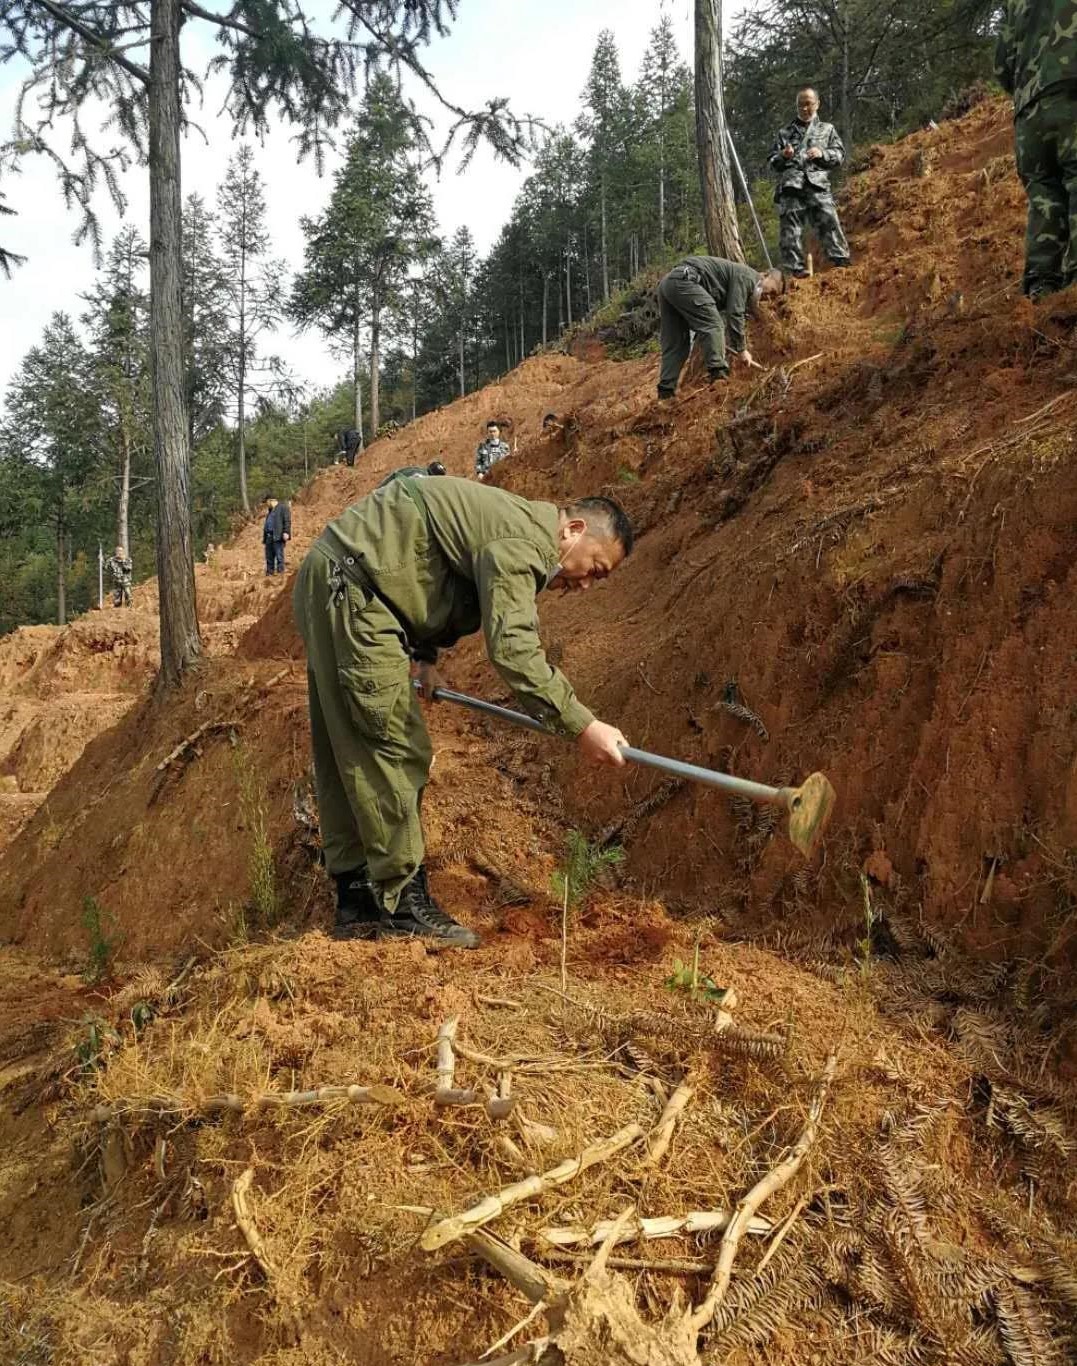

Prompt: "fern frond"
[994,1285,1061,1366]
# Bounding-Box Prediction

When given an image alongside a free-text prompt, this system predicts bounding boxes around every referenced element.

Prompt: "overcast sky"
[0,0,746,405]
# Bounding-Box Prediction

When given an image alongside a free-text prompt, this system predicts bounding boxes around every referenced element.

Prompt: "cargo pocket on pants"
[339,664,406,742]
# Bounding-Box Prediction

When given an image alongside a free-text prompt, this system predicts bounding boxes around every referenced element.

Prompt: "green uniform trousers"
[1014,88,1077,295]
[293,545,432,911]
[657,269,729,397]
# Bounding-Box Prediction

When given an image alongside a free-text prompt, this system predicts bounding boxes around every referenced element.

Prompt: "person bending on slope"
[294,475,633,948]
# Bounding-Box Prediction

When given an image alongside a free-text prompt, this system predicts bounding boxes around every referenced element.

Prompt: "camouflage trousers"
[111,583,131,608]
[293,546,431,912]
[1014,88,1077,296]
[778,189,851,272]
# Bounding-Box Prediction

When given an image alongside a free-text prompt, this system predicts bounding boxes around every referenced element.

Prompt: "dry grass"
[2,914,1075,1366]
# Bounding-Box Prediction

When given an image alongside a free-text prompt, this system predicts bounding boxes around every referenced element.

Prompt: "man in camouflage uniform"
[995,0,1077,296]
[474,421,511,480]
[105,545,133,608]
[293,476,633,948]
[769,88,852,277]
[656,257,785,399]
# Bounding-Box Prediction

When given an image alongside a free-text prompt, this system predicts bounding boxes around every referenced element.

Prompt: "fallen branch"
[434,1016,479,1106]
[643,1079,694,1168]
[422,1122,645,1251]
[232,1168,278,1282]
[91,1081,404,1123]
[466,1230,563,1307]
[457,1341,551,1366]
[155,719,238,772]
[688,1053,838,1333]
[536,1208,772,1249]
[538,1247,713,1276]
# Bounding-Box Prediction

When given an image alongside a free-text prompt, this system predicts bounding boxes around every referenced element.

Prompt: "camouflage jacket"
[105,554,133,586]
[768,117,845,199]
[995,0,1077,117]
[474,437,510,478]
[316,476,594,737]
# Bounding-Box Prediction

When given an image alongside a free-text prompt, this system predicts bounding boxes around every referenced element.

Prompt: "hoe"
[422,684,836,858]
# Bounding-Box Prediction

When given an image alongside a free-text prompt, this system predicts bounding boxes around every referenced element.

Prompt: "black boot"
[332,867,382,940]
[379,867,481,949]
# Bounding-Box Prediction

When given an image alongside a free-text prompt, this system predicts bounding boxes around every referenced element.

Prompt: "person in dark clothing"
[338,429,362,467]
[263,495,292,575]
[656,257,785,399]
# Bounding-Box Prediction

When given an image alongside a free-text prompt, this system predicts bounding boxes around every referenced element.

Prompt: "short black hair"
[262,492,273,503]
[543,412,558,424]
[486,420,499,429]
[564,496,635,556]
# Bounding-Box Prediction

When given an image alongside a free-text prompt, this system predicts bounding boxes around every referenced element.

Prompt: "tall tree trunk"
[519,279,525,361]
[841,4,852,148]
[117,426,131,552]
[236,250,250,513]
[542,274,549,346]
[411,281,419,422]
[658,125,666,248]
[504,322,511,371]
[369,302,381,436]
[458,323,465,397]
[583,221,592,314]
[600,178,609,301]
[694,0,745,261]
[557,269,564,335]
[56,519,66,627]
[352,301,364,445]
[565,240,573,328]
[150,0,200,688]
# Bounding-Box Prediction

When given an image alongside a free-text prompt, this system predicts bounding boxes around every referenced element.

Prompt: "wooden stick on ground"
[688,1053,837,1334]
[538,1248,713,1276]
[422,1122,645,1251]
[91,1081,404,1123]
[465,1229,564,1306]
[643,1079,694,1168]
[458,1340,551,1366]
[536,1208,772,1249]
[232,1168,278,1283]
[434,1016,482,1107]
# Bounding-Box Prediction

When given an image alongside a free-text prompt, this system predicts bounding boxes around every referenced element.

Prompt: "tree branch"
[29,0,150,84]
[179,0,259,39]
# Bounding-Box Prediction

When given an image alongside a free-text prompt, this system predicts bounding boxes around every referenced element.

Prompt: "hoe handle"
[424,685,790,808]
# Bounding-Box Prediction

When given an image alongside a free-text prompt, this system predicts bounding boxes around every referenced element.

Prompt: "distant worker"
[475,421,511,481]
[263,494,292,576]
[105,545,133,607]
[769,88,852,277]
[995,0,1077,297]
[377,461,448,489]
[656,258,785,399]
[293,477,634,946]
[542,413,564,436]
[337,428,362,467]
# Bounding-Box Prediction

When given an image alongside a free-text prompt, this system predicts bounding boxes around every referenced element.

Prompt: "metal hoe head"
[782,772,837,858]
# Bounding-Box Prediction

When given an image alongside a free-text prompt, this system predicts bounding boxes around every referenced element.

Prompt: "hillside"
[0,96,1075,1366]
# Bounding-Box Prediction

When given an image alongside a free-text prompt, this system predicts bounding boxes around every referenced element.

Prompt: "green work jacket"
[316,476,594,737]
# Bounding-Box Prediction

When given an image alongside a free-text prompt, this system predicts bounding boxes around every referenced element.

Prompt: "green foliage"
[550,830,624,911]
[234,746,280,932]
[74,1015,120,1073]
[81,895,119,984]
[665,938,733,1006]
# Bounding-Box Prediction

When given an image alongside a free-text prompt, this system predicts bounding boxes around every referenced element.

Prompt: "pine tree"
[81,227,151,554]
[216,147,285,515]
[445,227,477,397]
[639,17,694,254]
[1,1,535,687]
[1,315,102,625]
[578,31,630,302]
[181,195,232,448]
[696,0,745,261]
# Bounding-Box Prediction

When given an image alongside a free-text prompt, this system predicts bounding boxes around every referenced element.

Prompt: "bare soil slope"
[0,96,1075,1366]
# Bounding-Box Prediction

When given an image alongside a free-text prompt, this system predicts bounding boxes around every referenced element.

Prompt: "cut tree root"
[643,1079,694,1167]
[422,1122,645,1251]
[232,1168,279,1283]
[453,1054,838,1366]
[90,1081,405,1123]
[535,1208,772,1249]
[688,1052,838,1333]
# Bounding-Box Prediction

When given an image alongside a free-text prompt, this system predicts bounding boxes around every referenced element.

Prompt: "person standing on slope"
[105,545,133,607]
[995,0,1077,297]
[656,258,785,400]
[769,87,852,277]
[474,421,511,481]
[293,476,633,948]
